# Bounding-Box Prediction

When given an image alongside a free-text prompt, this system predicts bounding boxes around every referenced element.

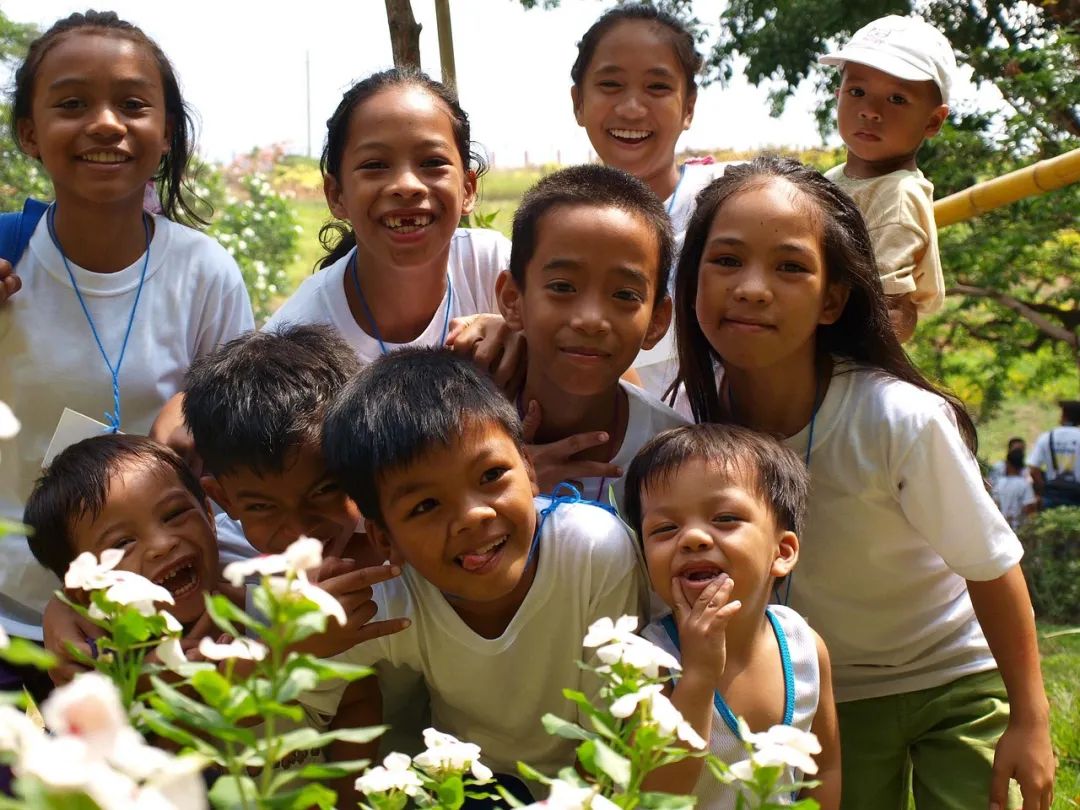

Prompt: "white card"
[43,408,113,468]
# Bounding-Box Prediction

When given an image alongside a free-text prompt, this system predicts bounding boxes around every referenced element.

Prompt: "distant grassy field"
[1040,624,1080,808]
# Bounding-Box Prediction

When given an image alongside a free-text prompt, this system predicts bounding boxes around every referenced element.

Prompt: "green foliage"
[1018,507,1080,624]
[0,104,53,212]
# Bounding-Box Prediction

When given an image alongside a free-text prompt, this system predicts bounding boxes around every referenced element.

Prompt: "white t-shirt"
[634,160,731,398]
[264,228,509,364]
[1029,426,1080,480]
[642,605,819,808]
[779,366,1022,701]
[570,381,688,510]
[991,475,1037,530]
[299,497,648,780]
[0,216,254,639]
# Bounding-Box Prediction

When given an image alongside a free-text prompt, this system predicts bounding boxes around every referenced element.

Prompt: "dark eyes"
[846,87,865,97]
[888,94,908,105]
[408,498,439,518]
[111,536,136,550]
[779,262,809,274]
[481,467,509,484]
[164,505,193,522]
[614,289,645,303]
[545,281,575,294]
[707,255,741,268]
[313,481,341,498]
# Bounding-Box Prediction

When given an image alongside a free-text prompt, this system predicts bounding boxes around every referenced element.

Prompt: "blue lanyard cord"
[665,164,687,216]
[660,606,795,738]
[46,205,151,433]
[348,252,453,356]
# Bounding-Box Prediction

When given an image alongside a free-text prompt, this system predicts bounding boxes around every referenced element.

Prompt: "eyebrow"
[48,76,158,91]
[352,138,452,153]
[592,64,678,79]
[705,236,817,257]
[542,259,651,285]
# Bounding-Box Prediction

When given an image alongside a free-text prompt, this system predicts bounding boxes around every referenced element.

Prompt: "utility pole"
[434,0,457,92]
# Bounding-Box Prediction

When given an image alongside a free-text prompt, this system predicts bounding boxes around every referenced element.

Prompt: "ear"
[520,447,540,497]
[818,281,850,326]
[461,168,478,216]
[496,270,526,331]
[641,294,672,351]
[682,91,697,131]
[200,475,237,520]
[924,104,949,138]
[570,85,584,127]
[365,519,404,566]
[16,118,39,159]
[771,530,799,578]
[324,173,348,221]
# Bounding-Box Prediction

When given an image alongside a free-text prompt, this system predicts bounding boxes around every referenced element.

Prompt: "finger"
[323,532,353,560]
[446,320,482,353]
[350,617,412,643]
[2,275,20,296]
[536,431,612,461]
[521,401,542,443]
[670,576,694,619]
[694,574,730,615]
[339,599,379,626]
[310,557,358,582]
[323,564,402,594]
[988,757,1010,810]
[490,332,526,390]
[444,317,468,345]
[555,460,624,482]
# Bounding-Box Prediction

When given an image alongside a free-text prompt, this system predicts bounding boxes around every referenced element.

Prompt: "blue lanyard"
[660,606,795,739]
[665,164,687,216]
[348,251,453,355]
[46,205,151,433]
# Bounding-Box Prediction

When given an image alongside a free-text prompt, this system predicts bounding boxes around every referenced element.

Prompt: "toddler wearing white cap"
[820,15,955,343]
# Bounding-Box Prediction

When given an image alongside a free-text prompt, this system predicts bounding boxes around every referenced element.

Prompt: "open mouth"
[677,566,728,589]
[382,213,434,234]
[455,536,507,573]
[607,128,653,144]
[152,557,202,601]
[79,152,131,164]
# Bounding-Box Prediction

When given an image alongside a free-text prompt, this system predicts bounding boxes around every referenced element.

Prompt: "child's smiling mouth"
[381,212,434,234]
[608,128,653,144]
[151,555,202,600]
[456,536,508,573]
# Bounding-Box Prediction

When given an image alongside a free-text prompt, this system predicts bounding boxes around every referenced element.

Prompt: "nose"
[145,528,180,561]
[388,165,426,198]
[858,102,882,123]
[614,92,647,120]
[732,264,773,305]
[86,104,126,139]
[449,494,497,536]
[569,295,612,335]
[677,526,715,552]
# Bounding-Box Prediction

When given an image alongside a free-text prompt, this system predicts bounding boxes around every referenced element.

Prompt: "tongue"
[459,548,497,572]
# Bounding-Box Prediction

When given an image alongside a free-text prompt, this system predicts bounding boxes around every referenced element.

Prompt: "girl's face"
[572,20,694,188]
[325,85,477,275]
[17,32,170,212]
[694,178,848,373]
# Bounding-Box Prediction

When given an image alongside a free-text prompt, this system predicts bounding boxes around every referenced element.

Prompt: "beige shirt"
[825,164,945,313]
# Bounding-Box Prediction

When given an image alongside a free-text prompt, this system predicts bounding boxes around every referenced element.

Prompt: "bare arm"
[802,632,840,809]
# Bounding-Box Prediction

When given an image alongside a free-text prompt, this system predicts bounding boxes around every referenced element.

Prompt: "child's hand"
[521,400,622,493]
[446,313,526,394]
[43,594,103,685]
[886,293,918,344]
[302,559,410,658]
[990,715,1055,810]
[0,259,21,304]
[148,393,202,477]
[671,574,741,686]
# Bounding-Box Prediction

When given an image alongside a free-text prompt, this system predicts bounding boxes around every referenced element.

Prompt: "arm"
[802,632,840,809]
[328,676,383,805]
[966,566,1055,810]
[885,293,918,344]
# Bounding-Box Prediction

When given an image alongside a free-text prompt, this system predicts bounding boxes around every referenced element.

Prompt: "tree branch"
[948,284,1078,346]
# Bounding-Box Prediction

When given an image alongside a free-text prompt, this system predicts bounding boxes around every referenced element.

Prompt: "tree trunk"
[434,0,458,92]
[384,0,422,70]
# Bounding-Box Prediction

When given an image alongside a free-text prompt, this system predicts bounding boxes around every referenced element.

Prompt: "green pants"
[837,670,1019,810]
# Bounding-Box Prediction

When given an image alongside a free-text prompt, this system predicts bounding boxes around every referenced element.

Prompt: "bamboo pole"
[935,147,1080,227]
[434,0,457,93]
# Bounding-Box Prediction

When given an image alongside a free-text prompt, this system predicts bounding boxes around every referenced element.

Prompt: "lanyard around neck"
[46,205,151,433]
[348,251,453,356]
[665,164,687,216]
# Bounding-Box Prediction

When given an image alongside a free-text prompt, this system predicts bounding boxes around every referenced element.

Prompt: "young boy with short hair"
[820,14,955,342]
[308,347,647,790]
[624,424,840,808]
[496,164,688,508]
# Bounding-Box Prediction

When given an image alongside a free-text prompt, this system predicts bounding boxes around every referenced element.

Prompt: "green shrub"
[1018,507,1080,624]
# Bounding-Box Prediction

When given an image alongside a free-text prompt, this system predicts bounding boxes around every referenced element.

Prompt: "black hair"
[183,324,360,477]
[1007,436,1025,448]
[624,424,809,543]
[509,163,674,298]
[571,3,702,98]
[323,347,524,525]
[673,155,978,453]
[10,10,208,226]
[1062,402,1080,426]
[24,434,206,580]
[318,67,487,269]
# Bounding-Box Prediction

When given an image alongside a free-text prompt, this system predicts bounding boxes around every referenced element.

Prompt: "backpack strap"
[0,198,49,265]
[1049,429,1059,476]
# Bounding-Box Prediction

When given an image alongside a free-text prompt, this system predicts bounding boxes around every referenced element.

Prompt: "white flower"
[727,758,755,783]
[0,704,43,753]
[222,536,323,587]
[42,672,130,751]
[154,637,188,672]
[583,615,639,648]
[0,623,9,649]
[284,536,323,573]
[197,636,267,662]
[0,400,20,439]
[743,723,821,775]
[529,778,621,810]
[160,611,183,634]
[267,575,346,627]
[354,752,422,796]
[413,728,492,782]
[609,684,705,750]
[104,571,174,614]
[65,549,124,590]
[584,616,680,677]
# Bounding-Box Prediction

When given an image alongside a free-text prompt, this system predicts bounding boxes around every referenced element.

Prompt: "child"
[25,434,226,641]
[673,156,1054,809]
[305,347,647,793]
[624,424,840,808]
[571,3,728,395]
[820,15,953,342]
[266,68,512,370]
[496,164,687,507]
[0,11,253,655]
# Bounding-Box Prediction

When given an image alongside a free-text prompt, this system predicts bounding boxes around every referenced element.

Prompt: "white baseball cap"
[820,15,956,104]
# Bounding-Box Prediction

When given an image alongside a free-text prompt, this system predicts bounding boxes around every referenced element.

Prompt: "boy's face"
[70,461,218,625]
[203,441,361,557]
[498,203,670,397]
[837,63,948,165]
[368,420,539,621]
[638,458,797,613]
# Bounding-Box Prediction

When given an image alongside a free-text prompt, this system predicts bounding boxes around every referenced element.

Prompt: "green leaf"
[276,666,318,703]
[576,739,597,777]
[516,761,552,784]
[0,638,56,670]
[138,712,226,764]
[638,791,699,809]
[541,713,592,741]
[436,775,466,810]
[149,675,227,727]
[260,782,338,810]
[266,724,387,760]
[592,737,631,789]
[190,669,232,707]
[204,593,255,637]
[208,774,260,808]
[289,654,374,683]
[295,757,370,779]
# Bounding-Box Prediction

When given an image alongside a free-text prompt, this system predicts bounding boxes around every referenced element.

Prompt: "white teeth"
[609,129,652,140]
[383,213,433,231]
[459,537,505,559]
[81,152,128,164]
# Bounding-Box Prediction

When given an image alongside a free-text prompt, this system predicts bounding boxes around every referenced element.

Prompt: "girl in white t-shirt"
[0,12,252,653]
[570,5,727,396]
[672,156,1054,809]
[266,68,514,373]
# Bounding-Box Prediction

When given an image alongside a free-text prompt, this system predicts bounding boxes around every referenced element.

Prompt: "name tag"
[43,408,111,468]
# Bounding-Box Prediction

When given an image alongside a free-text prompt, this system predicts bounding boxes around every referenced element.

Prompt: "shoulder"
[823,163,846,183]
[156,218,242,276]
[540,497,637,561]
[681,159,731,195]
[623,381,690,431]
[839,365,950,430]
[450,228,512,265]
[266,256,342,328]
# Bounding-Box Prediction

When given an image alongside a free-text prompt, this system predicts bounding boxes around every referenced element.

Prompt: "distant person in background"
[990,438,1038,530]
[1029,400,1080,509]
